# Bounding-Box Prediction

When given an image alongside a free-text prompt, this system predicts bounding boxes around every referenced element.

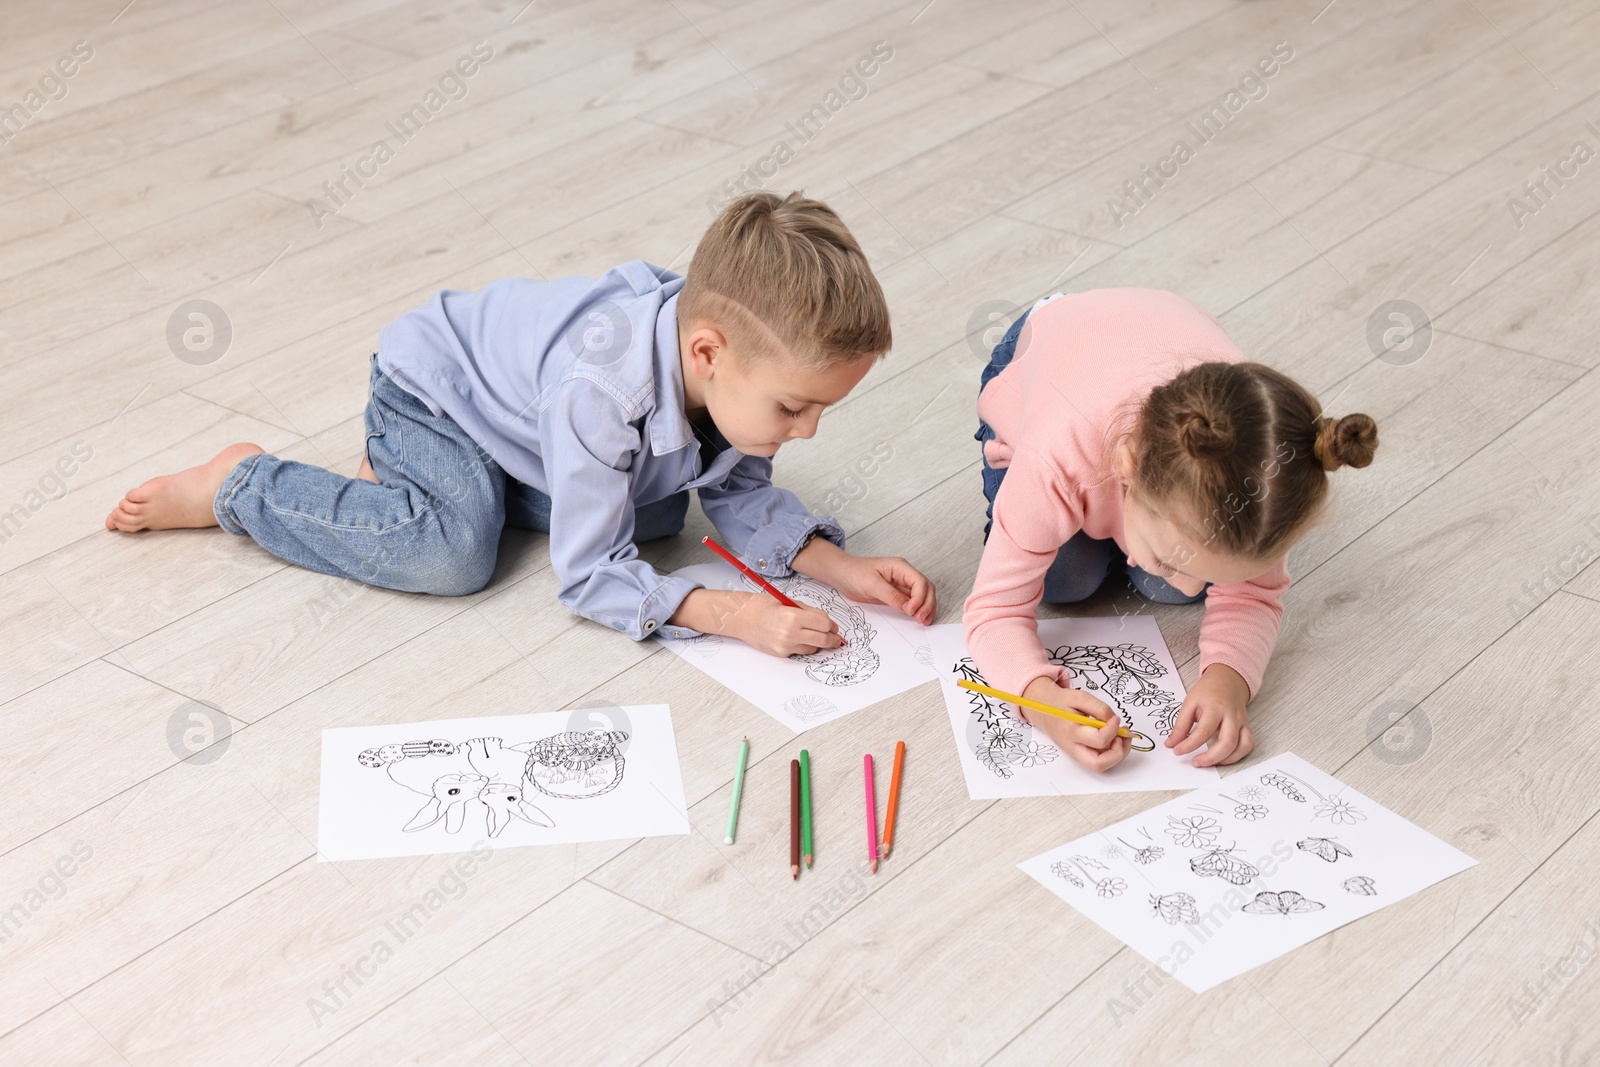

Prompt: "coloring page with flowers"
[1019,752,1477,992]
[925,616,1219,798]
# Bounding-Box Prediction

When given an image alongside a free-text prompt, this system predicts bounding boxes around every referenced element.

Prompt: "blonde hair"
[680,192,892,368]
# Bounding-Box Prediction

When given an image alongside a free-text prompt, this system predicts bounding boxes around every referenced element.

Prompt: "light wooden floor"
[3,0,1599,1063]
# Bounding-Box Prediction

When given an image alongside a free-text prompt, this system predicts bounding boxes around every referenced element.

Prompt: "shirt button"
[644,619,657,631]
[756,558,768,571]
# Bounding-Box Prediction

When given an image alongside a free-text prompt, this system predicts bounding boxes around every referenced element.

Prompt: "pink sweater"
[963,288,1289,701]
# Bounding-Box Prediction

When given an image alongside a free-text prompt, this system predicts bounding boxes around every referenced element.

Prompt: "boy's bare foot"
[106,443,265,532]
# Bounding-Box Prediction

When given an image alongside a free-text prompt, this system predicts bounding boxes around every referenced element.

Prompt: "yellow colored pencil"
[956,678,1152,751]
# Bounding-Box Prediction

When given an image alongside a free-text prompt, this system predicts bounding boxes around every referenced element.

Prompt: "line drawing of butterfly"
[1189,844,1260,886]
[1343,876,1377,896]
[1241,890,1325,916]
[1297,836,1352,863]
[1150,892,1201,925]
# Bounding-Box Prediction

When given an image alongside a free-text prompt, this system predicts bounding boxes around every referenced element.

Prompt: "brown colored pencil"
[789,758,802,880]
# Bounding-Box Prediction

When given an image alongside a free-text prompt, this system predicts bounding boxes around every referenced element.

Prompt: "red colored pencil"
[701,535,844,645]
[864,753,878,875]
[790,758,802,881]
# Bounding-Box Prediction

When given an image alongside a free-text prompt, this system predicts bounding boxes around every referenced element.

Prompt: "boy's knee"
[421,547,496,596]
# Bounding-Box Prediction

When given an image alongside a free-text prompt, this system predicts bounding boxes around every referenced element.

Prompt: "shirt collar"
[648,291,697,456]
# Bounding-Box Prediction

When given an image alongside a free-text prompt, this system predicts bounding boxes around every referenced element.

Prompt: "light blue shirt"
[376,260,844,640]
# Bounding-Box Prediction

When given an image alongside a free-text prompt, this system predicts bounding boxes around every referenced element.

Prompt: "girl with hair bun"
[967,288,1376,771]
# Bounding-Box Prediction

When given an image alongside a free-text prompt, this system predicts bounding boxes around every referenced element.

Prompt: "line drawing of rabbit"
[363,736,556,836]
[403,773,489,834]
[477,781,555,837]
[741,573,881,687]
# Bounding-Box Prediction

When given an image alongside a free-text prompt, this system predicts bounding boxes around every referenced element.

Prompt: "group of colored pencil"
[723,738,907,879]
[708,533,907,877]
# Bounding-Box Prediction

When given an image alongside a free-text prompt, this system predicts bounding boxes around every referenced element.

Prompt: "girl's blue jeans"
[975,310,1205,606]
[213,356,687,595]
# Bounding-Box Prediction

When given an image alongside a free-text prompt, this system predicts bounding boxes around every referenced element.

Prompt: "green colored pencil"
[724,736,750,844]
[800,748,814,868]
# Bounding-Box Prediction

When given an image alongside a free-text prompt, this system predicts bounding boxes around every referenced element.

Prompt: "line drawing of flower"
[1051,860,1083,888]
[1233,802,1269,821]
[1100,843,1124,861]
[1315,795,1367,825]
[1238,785,1267,802]
[1017,741,1057,767]
[1096,876,1127,898]
[983,725,1022,749]
[1116,835,1163,864]
[1165,815,1221,849]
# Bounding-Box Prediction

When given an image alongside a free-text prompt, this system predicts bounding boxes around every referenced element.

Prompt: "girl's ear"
[1112,437,1136,482]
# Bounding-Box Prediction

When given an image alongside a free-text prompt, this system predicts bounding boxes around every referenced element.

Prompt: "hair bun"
[1175,408,1235,460]
[1313,413,1378,471]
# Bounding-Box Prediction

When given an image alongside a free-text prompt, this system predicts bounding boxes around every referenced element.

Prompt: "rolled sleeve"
[697,453,844,577]
[542,381,701,640]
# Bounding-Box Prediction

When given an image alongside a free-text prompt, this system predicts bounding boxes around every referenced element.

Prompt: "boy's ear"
[683,322,730,379]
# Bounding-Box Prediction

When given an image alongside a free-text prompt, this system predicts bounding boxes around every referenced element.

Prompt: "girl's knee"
[1041,533,1115,603]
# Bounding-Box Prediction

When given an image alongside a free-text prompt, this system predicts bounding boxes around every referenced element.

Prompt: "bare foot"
[106,443,265,532]
[356,456,378,484]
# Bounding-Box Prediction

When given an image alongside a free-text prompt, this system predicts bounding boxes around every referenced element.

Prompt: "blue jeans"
[976,311,1205,606]
[214,356,688,595]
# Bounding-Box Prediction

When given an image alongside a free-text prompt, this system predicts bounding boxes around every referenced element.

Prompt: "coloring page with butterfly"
[924,616,1218,798]
[1019,752,1477,992]
[318,706,690,860]
[653,563,932,732]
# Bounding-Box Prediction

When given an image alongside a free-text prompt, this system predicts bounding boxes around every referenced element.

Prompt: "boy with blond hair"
[107,192,936,654]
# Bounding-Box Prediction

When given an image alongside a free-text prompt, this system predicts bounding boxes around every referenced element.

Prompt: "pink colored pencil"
[864,753,879,875]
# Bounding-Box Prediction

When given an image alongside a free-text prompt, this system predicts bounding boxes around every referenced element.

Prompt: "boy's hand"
[728,595,844,657]
[668,588,843,658]
[1020,676,1130,773]
[1165,663,1254,767]
[793,538,937,625]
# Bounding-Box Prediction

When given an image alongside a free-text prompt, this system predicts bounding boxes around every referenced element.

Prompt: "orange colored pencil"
[880,741,905,861]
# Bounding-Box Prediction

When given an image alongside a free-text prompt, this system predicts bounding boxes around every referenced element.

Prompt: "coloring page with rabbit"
[317,705,690,860]
[654,563,933,732]
[1019,752,1477,992]
[926,616,1220,798]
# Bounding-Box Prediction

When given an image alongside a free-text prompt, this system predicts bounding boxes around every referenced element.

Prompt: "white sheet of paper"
[1019,752,1478,992]
[926,616,1220,797]
[654,563,932,732]
[317,705,689,860]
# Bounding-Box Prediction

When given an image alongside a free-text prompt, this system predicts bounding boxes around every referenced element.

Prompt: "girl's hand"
[1021,677,1131,773]
[1166,664,1254,767]
[794,539,937,625]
